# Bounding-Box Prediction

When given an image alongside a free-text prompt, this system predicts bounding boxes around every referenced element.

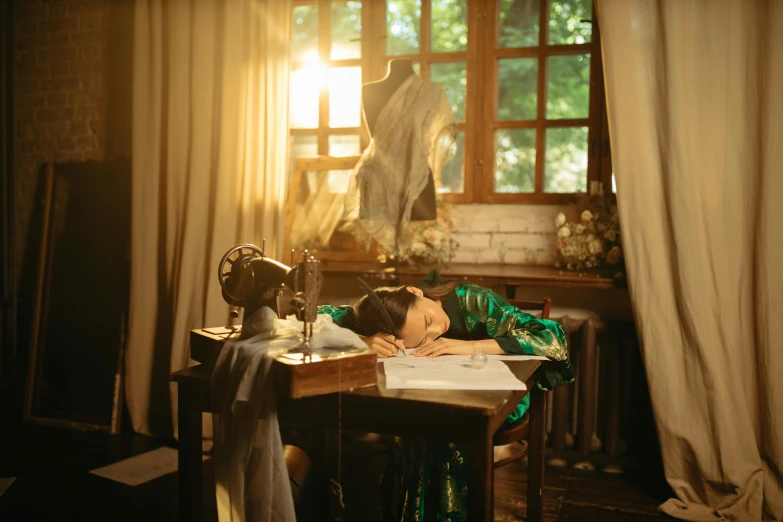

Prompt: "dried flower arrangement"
[555,194,624,274]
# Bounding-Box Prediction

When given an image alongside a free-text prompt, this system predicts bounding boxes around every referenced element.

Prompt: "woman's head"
[354,280,459,348]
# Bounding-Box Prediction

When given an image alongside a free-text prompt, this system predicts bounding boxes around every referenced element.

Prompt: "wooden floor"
[0,423,674,522]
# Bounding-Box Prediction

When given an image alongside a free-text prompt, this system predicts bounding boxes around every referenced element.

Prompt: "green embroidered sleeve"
[455,283,574,389]
[316,304,355,329]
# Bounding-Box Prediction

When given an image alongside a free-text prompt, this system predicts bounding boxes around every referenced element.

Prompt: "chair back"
[492,296,553,468]
[506,297,552,320]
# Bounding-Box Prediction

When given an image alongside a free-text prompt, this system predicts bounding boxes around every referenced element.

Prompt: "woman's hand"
[359,333,405,358]
[413,338,506,358]
[413,338,476,357]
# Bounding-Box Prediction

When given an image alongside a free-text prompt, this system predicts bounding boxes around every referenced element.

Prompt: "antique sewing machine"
[189,242,377,398]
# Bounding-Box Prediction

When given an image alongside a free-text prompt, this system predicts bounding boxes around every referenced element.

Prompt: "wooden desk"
[317,261,629,461]
[172,358,546,522]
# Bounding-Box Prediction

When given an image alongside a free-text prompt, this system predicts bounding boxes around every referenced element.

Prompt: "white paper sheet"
[389,348,548,361]
[89,447,209,486]
[383,355,527,390]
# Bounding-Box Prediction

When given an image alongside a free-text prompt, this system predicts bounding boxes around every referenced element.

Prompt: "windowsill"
[317,260,626,290]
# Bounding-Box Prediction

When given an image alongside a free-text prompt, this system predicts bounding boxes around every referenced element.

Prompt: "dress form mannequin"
[360,58,437,221]
[362,58,416,136]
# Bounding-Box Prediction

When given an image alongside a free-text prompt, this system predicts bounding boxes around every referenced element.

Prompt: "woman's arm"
[317,304,355,328]
[317,305,404,357]
[413,337,503,357]
[459,284,569,361]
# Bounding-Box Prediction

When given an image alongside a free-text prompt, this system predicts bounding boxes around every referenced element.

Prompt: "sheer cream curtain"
[597,1,782,520]
[127,0,291,437]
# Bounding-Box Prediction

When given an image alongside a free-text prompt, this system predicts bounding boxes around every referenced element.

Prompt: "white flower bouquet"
[555,195,624,273]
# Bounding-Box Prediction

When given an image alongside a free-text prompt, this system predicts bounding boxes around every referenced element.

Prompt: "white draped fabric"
[346,74,457,253]
[127,0,291,437]
[210,309,366,522]
[597,1,783,520]
[290,74,457,254]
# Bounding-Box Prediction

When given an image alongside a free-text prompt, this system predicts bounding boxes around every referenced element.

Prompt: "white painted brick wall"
[451,232,491,250]
[450,204,578,266]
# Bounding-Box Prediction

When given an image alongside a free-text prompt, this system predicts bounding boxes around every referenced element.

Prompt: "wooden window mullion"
[585,0,602,192]
[534,0,548,194]
[477,0,496,203]
[420,0,431,80]
[360,0,373,149]
[457,0,482,204]
[318,0,331,155]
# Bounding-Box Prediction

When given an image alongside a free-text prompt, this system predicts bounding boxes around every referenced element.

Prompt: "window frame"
[290,0,371,156]
[289,0,614,204]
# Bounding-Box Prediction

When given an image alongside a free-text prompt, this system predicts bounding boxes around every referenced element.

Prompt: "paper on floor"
[90,446,208,486]
[384,356,527,390]
[0,477,15,497]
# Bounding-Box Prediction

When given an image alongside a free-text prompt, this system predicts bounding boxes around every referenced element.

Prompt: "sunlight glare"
[328,67,361,128]
[290,59,326,128]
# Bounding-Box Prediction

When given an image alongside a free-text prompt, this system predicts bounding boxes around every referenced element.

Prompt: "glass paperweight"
[470,346,488,369]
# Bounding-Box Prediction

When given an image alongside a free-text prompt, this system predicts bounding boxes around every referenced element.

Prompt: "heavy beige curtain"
[127,0,291,437]
[597,1,783,520]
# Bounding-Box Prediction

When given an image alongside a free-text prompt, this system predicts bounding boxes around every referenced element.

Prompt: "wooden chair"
[492,297,552,468]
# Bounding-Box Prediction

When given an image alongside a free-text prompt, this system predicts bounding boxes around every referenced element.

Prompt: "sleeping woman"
[317,269,574,522]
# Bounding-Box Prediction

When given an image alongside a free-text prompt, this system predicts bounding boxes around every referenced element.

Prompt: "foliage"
[292,2,363,62]
[554,194,624,273]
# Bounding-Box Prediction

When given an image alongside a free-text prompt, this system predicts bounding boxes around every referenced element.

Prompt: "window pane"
[327,170,353,194]
[329,67,362,128]
[497,58,537,121]
[495,129,536,193]
[439,131,464,193]
[290,64,324,128]
[546,54,590,119]
[431,0,467,52]
[387,0,421,55]
[329,135,361,157]
[303,170,353,195]
[292,5,318,63]
[430,62,466,121]
[498,0,539,48]
[544,127,587,193]
[289,135,318,174]
[331,2,362,60]
[549,0,592,45]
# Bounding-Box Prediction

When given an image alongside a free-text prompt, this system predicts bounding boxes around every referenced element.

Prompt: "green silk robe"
[317,270,573,522]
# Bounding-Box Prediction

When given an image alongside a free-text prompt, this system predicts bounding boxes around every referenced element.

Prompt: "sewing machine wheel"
[218,244,265,304]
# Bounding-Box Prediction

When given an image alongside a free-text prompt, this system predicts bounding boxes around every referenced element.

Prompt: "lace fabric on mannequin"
[289,75,457,254]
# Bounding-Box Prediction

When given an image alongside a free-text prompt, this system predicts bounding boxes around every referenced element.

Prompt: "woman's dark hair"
[353,279,460,337]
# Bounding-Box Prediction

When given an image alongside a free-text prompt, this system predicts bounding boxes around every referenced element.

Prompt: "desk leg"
[178,381,203,522]
[312,427,331,522]
[467,427,494,522]
[527,385,546,522]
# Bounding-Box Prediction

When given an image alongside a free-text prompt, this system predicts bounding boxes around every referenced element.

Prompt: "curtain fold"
[596,1,783,520]
[127,0,291,438]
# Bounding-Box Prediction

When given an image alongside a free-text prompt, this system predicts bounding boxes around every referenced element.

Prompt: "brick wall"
[14,0,131,278]
[451,203,577,265]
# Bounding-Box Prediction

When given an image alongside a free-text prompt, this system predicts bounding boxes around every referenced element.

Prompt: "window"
[290,0,366,167]
[289,0,613,204]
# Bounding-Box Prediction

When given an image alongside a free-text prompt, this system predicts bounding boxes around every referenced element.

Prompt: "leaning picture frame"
[24,160,130,433]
